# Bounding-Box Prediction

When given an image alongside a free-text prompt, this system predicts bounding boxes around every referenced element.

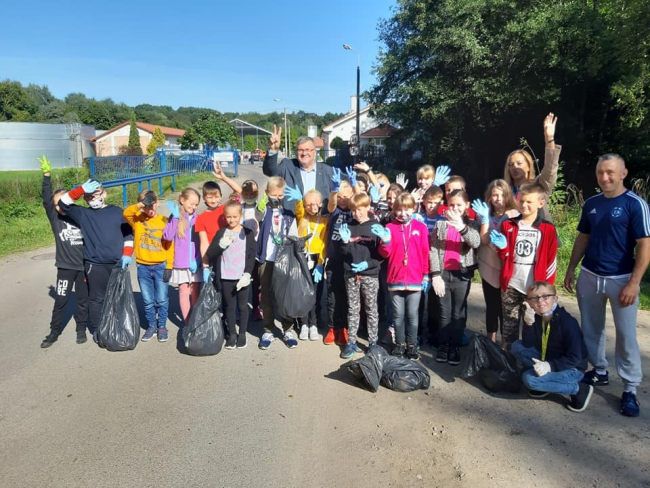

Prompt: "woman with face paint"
[376,192,430,360]
[511,281,592,413]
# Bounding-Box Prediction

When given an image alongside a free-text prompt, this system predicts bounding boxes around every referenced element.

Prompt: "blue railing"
[102,171,179,207]
[89,155,161,181]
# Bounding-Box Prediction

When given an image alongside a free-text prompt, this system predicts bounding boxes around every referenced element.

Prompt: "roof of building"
[360,124,398,138]
[312,136,324,148]
[91,121,185,141]
[321,106,373,133]
[229,118,273,135]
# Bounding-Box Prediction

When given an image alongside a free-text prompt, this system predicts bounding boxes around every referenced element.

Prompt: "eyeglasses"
[297,149,315,153]
[526,294,555,303]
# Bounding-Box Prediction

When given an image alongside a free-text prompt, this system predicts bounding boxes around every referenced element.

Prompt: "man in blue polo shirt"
[564,153,650,417]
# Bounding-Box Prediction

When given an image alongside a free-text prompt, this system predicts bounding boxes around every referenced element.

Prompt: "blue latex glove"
[345,166,357,187]
[189,260,198,273]
[371,224,390,241]
[331,168,342,192]
[351,261,369,274]
[312,264,324,283]
[82,179,101,194]
[120,255,131,269]
[433,165,451,186]
[490,230,507,249]
[472,199,490,225]
[338,223,351,243]
[413,213,425,223]
[285,185,302,203]
[166,201,180,219]
[369,184,380,203]
[203,268,212,283]
[422,278,431,293]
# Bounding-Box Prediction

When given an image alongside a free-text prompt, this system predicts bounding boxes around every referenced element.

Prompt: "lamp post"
[273,98,289,157]
[343,44,360,159]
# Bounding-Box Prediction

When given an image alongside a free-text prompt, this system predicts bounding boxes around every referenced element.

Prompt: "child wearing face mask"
[285,187,328,341]
[58,178,134,343]
[163,188,202,325]
[429,190,481,366]
[123,190,174,342]
[511,281,592,413]
[38,155,88,348]
[256,176,299,350]
[376,193,430,359]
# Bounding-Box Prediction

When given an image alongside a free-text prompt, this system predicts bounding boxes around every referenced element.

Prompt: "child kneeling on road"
[512,281,593,412]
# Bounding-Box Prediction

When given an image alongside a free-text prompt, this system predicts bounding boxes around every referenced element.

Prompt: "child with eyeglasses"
[511,281,592,413]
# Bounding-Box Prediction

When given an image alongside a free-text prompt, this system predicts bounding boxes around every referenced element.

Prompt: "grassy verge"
[0,169,212,259]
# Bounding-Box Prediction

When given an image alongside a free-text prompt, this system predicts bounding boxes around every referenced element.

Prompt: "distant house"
[91,122,185,156]
[321,97,374,152]
[360,124,398,149]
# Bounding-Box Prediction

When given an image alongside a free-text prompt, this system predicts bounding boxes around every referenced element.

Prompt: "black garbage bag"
[381,356,431,392]
[347,345,390,392]
[461,334,521,393]
[271,236,316,319]
[182,282,224,356]
[97,267,140,351]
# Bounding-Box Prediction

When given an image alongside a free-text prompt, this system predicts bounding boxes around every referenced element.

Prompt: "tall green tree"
[146,126,166,155]
[127,112,143,155]
[179,111,238,150]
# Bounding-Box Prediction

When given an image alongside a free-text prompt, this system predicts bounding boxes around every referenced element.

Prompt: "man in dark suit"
[263,125,334,213]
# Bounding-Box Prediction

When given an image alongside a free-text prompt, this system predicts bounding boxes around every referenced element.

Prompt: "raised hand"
[411,188,424,204]
[166,201,180,219]
[345,166,357,187]
[433,165,451,186]
[269,124,282,152]
[369,184,380,203]
[212,161,225,180]
[38,154,52,174]
[219,231,235,250]
[81,179,100,194]
[446,209,465,231]
[339,223,351,243]
[354,161,370,172]
[489,229,507,250]
[523,302,536,325]
[396,173,408,189]
[257,193,268,212]
[331,167,342,192]
[371,223,390,241]
[312,264,324,283]
[544,112,557,143]
[471,199,490,225]
[285,185,302,202]
[351,261,369,274]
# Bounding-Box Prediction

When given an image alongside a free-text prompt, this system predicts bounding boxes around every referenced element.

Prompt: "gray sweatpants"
[576,268,642,389]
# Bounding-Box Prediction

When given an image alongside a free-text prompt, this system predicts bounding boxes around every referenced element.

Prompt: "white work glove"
[523,302,536,325]
[432,275,445,298]
[219,232,235,250]
[445,209,466,232]
[532,358,551,377]
[236,272,251,291]
[396,173,409,189]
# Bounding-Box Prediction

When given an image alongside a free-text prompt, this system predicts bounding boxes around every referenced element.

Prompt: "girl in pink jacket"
[375,193,430,360]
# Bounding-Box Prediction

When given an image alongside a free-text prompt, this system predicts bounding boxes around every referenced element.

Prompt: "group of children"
[39,112,597,412]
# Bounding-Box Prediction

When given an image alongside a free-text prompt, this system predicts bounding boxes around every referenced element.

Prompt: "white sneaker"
[309,326,319,341]
[299,324,309,341]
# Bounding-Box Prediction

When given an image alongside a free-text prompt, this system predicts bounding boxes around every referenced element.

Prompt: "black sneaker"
[406,344,420,360]
[620,391,640,417]
[448,346,461,365]
[76,331,87,344]
[40,333,59,348]
[236,334,247,349]
[528,389,550,399]
[392,343,406,357]
[567,383,594,413]
[582,369,609,386]
[435,344,449,363]
[225,335,237,350]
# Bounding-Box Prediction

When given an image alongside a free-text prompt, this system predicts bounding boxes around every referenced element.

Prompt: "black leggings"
[84,262,114,333]
[481,279,502,334]
[221,279,249,338]
[50,268,88,334]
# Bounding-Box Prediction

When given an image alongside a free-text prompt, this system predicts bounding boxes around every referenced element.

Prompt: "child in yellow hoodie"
[286,186,328,341]
[123,190,174,343]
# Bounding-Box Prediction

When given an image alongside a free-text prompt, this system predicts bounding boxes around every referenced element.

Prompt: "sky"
[0,0,397,116]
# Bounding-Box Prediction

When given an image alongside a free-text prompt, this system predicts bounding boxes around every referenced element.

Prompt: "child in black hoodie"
[338,192,383,359]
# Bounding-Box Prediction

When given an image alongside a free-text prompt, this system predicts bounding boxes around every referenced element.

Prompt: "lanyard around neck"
[541,318,551,361]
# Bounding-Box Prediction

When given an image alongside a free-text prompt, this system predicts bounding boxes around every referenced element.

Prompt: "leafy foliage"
[330,136,347,150]
[127,113,143,155]
[146,126,166,155]
[179,111,238,150]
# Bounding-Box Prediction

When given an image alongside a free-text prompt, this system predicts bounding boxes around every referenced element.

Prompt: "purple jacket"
[163,213,201,269]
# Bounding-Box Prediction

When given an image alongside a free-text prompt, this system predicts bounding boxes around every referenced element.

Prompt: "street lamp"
[343,44,361,160]
[273,98,289,157]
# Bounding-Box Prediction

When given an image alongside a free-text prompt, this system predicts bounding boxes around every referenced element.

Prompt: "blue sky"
[1,0,396,115]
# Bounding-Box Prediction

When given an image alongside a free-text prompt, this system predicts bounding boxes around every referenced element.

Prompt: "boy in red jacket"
[490,182,558,348]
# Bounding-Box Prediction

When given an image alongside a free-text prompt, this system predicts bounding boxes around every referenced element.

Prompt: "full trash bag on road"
[347,346,430,393]
[97,267,140,351]
[182,281,224,356]
[460,334,521,393]
[271,236,316,319]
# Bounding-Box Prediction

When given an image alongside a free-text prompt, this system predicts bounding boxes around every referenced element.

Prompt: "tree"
[330,136,347,150]
[179,111,237,150]
[127,112,143,155]
[0,80,36,121]
[146,126,166,155]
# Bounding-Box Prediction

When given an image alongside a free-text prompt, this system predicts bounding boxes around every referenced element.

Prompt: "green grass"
[0,169,213,259]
